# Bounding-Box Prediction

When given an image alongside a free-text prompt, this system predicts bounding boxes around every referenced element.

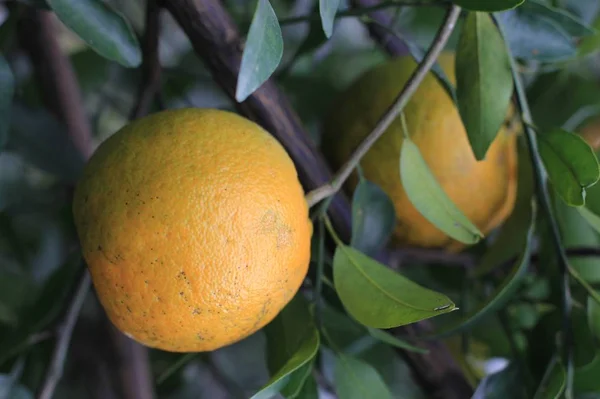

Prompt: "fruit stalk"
[304,4,462,208]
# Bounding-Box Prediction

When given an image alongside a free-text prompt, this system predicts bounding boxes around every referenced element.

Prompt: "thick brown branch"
[163,0,352,241]
[131,0,162,119]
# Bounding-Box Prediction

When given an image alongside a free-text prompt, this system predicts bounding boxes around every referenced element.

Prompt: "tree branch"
[163,0,352,241]
[131,0,162,119]
[38,271,91,399]
[18,9,155,399]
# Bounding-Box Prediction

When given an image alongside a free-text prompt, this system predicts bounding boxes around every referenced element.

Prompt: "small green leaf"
[424,200,535,339]
[47,0,141,67]
[534,356,566,399]
[333,353,392,399]
[588,295,600,343]
[400,137,483,244]
[0,55,14,149]
[367,328,429,354]
[497,6,579,62]
[456,12,513,160]
[333,245,456,329]
[319,0,340,38]
[351,180,396,256]
[253,295,319,399]
[451,0,524,11]
[236,0,283,102]
[538,129,600,206]
[295,373,318,399]
[5,104,85,183]
[523,1,596,38]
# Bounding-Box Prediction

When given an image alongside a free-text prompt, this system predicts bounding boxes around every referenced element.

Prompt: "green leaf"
[5,104,85,183]
[575,353,600,393]
[350,180,395,257]
[367,328,428,354]
[523,1,596,38]
[333,245,456,329]
[252,295,320,399]
[472,363,527,399]
[400,137,483,244]
[295,373,318,399]
[424,200,535,339]
[451,0,524,12]
[319,0,340,38]
[578,206,600,236]
[588,295,600,343]
[497,7,578,62]
[280,363,314,399]
[534,356,566,399]
[0,55,14,149]
[456,12,513,160]
[236,0,283,102]
[47,0,141,67]
[538,129,600,206]
[333,353,392,399]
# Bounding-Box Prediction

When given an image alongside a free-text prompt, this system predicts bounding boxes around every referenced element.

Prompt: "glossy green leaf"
[456,12,513,160]
[451,0,523,11]
[295,373,318,399]
[351,180,396,256]
[400,138,483,244]
[472,363,527,399]
[424,200,535,339]
[319,0,340,38]
[523,1,596,38]
[47,0,141,67]
[367,328,428,354]
[0,55,14,149]
[538,129,600,206]
[236,0,283,102]
[588,295,600,343]
[497,7,578,62]
[333,353,392,399]
[534,356,566,399]
[333,245,456,329]
[5,104,85,183]
[253,295,319,399]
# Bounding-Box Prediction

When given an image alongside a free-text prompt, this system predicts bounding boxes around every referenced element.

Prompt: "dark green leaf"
[253,295,319,399]
[236,0,283,102]
[588,295,600,342]
[451,0,524,12]
[350,180,395,257]
[538,129,600,206]
[497,7,578,62]
[472,363,527,399]
[295,373,318,399]
[5,104,85,183]
[0,55,14,149]
[424,200,535,339]
[575,353,600,393]
[367,328,428,354]
[47,0,141,67]
[523,1,596,38]
[333,245,456,329]
[456,12,513,160]
[319,0,340,38]
[333,353,392,399]
[400,137,483,244]
[280,363,313,399]
[534,356,566,399]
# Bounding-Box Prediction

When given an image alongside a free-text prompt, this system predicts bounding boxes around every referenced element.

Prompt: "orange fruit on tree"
[322,53,520,252]
[72,108,312,352]
[579,116,600,151]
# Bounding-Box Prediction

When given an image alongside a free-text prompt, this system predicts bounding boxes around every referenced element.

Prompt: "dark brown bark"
[163,0,352,241]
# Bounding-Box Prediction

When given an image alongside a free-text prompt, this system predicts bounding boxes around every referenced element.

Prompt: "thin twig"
[496,17,574,399]
[304,5,461,207]
[351,0,411,55]
[37,271,91,399]
[130,0,162,119]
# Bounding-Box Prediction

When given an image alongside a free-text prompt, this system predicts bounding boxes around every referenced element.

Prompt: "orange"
[73,108,312,352]
[322,53,519,251]
[580,116,600,151]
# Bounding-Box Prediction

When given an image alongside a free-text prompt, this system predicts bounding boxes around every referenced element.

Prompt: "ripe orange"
[73,108,313,352]
[322,53,519,251]
[580,117,600,151]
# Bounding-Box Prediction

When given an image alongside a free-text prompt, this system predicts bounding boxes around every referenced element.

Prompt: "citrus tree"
[1,0,600,398]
